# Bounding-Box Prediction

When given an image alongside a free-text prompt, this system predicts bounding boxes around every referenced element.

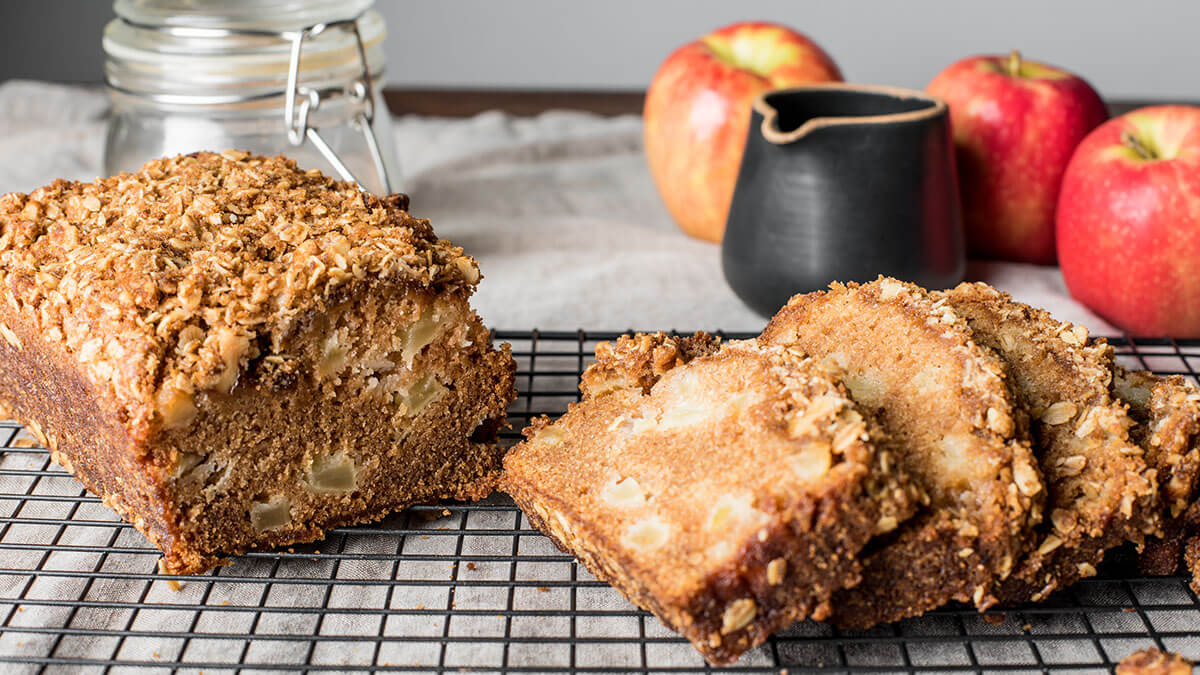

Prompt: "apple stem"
[1007,49,1022,77]
[1121,131,1157,160]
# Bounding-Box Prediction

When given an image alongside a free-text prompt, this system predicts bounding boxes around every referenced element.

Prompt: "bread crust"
[504,333,919,664]
[760,277,1043,628]
[0,152,516,573]
[942,282,1158,604]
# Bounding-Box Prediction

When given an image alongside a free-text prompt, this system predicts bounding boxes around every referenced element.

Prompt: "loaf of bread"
[0,151,516,574]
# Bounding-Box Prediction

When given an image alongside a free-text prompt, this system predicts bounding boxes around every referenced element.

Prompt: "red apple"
[927,50,1107,264]
[1058,105,1200,337]
[644,22,842,243]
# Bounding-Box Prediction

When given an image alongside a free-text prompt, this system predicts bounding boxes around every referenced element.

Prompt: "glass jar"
[103,0,399,195]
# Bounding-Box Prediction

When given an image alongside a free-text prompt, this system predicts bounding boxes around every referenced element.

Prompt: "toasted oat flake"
[766,558,787,585]
[720,598,757,634]
[1036,535,1064,556]
[1050,508,1077,533]
[877,279,906,300]
[1012,458,1042,497]
[1041,401,1078,425]
[1057,455,1087,476]
[875,514,899,534]
[0,322,20,349]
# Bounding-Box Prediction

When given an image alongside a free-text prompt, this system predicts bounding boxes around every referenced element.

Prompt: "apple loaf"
[503,333,919,664]
[941,283,1158,604]
[0,151,516,574]
[760,277,1044,628]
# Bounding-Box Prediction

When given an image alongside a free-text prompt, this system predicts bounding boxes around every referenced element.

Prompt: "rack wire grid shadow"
[1,330,1199,673]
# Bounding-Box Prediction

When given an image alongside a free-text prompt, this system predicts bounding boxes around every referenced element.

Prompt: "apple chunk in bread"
[0,151,516,574]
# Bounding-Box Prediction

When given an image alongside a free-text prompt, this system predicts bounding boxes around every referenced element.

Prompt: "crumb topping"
[581,331,721,398]
[0,151,479,437]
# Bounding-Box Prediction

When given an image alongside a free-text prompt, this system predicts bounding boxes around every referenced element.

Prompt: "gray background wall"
[1,1,1196,100]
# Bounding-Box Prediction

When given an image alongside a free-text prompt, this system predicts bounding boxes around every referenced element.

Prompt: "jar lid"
[113,0,375,31]
[105,0,385,105]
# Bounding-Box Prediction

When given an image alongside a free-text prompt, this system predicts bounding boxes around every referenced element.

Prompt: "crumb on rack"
[1116,647,1193,675]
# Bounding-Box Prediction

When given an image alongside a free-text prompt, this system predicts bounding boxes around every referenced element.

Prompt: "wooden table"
[383,88,1180,118]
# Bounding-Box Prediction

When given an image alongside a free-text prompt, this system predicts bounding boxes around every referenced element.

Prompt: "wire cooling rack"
[1,330,1199,674]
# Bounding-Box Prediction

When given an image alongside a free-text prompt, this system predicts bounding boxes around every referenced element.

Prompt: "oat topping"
[0,152,479,437]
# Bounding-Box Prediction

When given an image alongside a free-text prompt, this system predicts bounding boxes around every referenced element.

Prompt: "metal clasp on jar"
[283,16,393,195]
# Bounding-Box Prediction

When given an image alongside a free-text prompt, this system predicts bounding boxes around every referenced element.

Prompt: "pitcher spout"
[754,83,948,145]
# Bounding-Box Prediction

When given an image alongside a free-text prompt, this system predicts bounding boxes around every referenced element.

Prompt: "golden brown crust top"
[0,151,479,439]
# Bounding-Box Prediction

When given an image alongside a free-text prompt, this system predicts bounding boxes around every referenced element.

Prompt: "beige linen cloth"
[0,81,1185,673]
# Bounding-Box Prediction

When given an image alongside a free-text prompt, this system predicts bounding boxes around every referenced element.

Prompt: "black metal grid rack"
[2,330,1200,673]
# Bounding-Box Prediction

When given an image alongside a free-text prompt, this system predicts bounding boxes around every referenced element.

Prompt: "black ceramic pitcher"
[721,83,965,317]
